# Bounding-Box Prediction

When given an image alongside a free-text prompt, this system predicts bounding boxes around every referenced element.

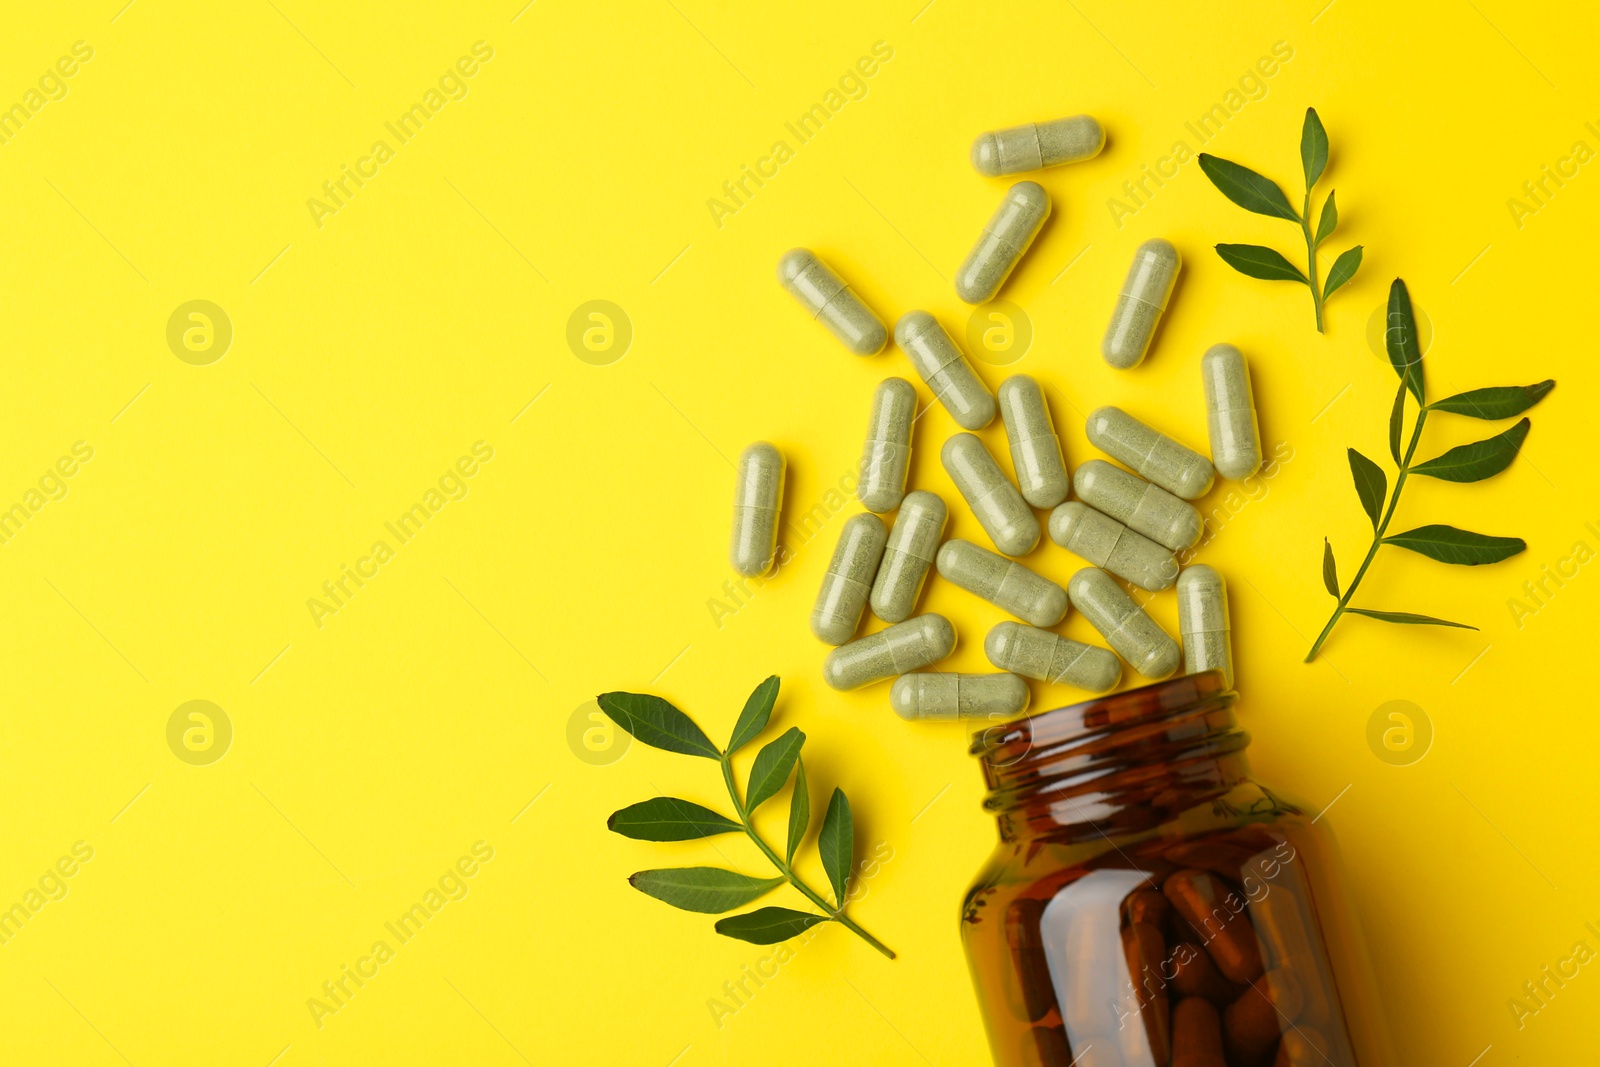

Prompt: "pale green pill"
[730,442,784,576]
[890,672,1031,721]
[1048,502,1178,592]
[1067,567,1180,680]
[859,377,916,513]
[971,116,1105,177]
[942,433,1039,557]
[999,375,1069,508]
[1086,405,1214,500]
[1102,238,1181,369]
[776,248,887,356]
[895,311,996,429]
[985,621,1121,693]
[955,181,1051,305]
[1074,459,1202,552]
[823,613,956,691]
[935,539,1068,627]
[870,490,947,623]
[1178,564,1233,688]
[1202,343,1263,480]
[811,513,888,645]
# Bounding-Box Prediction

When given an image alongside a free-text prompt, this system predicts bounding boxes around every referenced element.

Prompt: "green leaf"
[1385,279,1425,404]
[715,907,827,945]
[608,797,742,841]
[1429,381,1556,420]
[1383,525,1527,566]
[1215,244,1308,283]
[1388,380,1406,466]
[1347,449,1387,530]
[1314,191,1338,247]
[786,756,809,864]
[629,868,784,914]
[1344,608,1476,630]
[745,727,805,812]
[727,675,779,755]
[1198,154,1301,220]
[1301,107,1329,188]
[1322,246,1363,300]
[818,789,854,906]
[1321,539,1339,598]
[1411,419,1530,483]
[599,692,721,759]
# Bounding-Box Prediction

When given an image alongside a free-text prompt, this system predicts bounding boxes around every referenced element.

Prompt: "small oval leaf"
[1411,419,1530,482]
[1322,246,1363,300]
[598,692,720,759]
[745,727,805,812]
[1322,539,1339,598]
[629,867,784,914]
[1383,525,1527,566]
[608,797,742,841]
[1314,191,1338,247]
[715,907,827,945]
[1429,381,1555,420]
[1385,279,1425,404]
[1199,154,1301,220]
[786,756,809,864]
[1301,108,1329,188]
[1347,449,1387,530]
[727,675,779,755]
[1215,244,1309,283]
[1388,380,1407,466]
[1345,608,1476,630]
[818,788,855,907]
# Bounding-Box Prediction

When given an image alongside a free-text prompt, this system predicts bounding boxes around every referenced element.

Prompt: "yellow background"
[2,0,1595,1063]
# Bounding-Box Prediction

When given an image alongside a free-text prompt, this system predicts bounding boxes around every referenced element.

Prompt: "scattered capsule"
[1048,502,1178,592]
[823,613,956,691]
[1074,459,1202,552]
[1086,405,1214,500]
[999,375,1070,508]
[985,621,1121,693]
[776,248,887,356]
[1067,567,1180,679]
[955,181,1051,305]
[942,433,1040,557]
[1102,238,1181,369]
[890,672,1031,721]
[1178,564,1233,688]
[811,513,888,645]
[1201,343,1263,480]
[895,311,996,429]
[936,539,1068,627]
[858,377,917,513]
[730,442,784,576]
[869,490,947,623]
[971,115,1105,177]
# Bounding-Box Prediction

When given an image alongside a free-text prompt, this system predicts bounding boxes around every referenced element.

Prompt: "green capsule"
[943,433,1039,557]
[811,513,888,645]
[895,311,996,429]
[971,116,1105,177]
[1073,459,1202,552]
[1178,564,1232,688]
[823,614,956,691]
[936,539,1068,627]
[1102,238,1181,369]
[870,490,947,623]
[1067,567,1179,679]
[890,672,1031,721]
[984,621,1121,693]
[1201,343,1263,480]
[776,248,887,356]
[956,181,1051,305]
[730,442,784,576]
[1086,405,1214,500]
[859,377,917,513]
[999,375,1069,508]
[1048,502,1177,592]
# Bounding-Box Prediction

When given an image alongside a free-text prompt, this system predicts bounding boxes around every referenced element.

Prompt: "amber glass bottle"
[960,672,1394,1067]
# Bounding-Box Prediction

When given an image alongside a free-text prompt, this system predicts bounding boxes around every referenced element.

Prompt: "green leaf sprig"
[1304,279,1555,661]
[1199,108,1362,333]
[601,676,895,958]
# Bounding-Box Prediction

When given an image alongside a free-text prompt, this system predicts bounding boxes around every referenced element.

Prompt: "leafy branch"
[601,676,895,958]
[1200,107,1361,333]
[1305,279,1555,661]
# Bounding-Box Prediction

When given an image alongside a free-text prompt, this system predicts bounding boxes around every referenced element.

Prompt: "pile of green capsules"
[729,114,1260,722]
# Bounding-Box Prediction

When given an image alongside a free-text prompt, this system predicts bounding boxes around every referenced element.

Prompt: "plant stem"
[1301,190,1324,333]
[719,756,896,959]
[1304,405,1431,661]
